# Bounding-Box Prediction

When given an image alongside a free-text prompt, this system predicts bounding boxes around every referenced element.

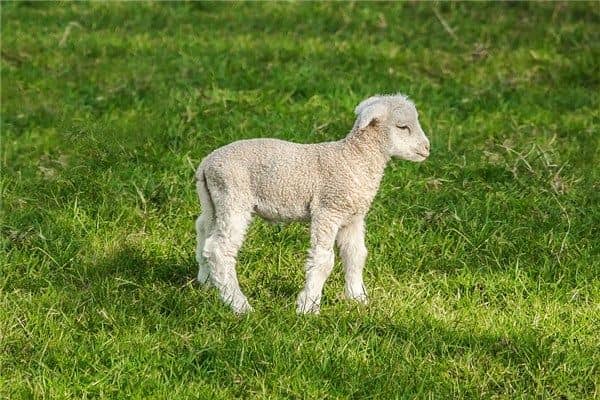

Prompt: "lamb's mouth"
[415,151,429,159]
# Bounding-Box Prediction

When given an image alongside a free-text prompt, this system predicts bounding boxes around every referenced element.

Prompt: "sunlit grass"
[2,2,599,398]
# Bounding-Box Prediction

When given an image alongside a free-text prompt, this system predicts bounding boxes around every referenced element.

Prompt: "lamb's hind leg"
[203,210,253,314]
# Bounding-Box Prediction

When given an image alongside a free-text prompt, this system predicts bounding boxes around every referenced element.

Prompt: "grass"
[1,2,599,398]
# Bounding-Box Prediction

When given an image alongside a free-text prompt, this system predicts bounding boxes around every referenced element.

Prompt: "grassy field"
[2,2,599,399]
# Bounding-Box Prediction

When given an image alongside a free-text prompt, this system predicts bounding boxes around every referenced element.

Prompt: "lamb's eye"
[397,125,411,133]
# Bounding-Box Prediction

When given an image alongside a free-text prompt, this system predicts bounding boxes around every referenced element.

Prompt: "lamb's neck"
[341,126,390,177]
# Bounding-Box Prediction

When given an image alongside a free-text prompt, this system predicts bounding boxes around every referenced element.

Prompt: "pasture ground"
[2,2,599,398]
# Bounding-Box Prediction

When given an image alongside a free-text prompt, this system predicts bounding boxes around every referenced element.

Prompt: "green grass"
[2,2,599,398]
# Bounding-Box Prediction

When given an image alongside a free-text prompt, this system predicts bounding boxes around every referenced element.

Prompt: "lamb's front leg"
[296,214,340,314]
[336,216,368,304]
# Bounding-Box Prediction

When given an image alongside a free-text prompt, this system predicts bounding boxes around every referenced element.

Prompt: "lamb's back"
[202,138,330,221]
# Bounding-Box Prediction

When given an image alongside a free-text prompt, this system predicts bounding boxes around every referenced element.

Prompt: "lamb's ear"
[355,98,389,130]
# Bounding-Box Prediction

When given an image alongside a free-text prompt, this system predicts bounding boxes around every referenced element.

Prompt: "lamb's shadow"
[86,242,194,287]
[84,238,304,310]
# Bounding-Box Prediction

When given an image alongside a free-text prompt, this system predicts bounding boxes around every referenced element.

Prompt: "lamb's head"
[355,94,430,162]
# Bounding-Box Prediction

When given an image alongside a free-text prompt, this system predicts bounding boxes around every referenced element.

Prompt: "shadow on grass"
[86,242,193,287]
[15,240,591,397]
[79,240,303,316]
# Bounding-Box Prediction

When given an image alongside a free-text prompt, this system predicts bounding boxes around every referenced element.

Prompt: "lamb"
[194,94,430,314]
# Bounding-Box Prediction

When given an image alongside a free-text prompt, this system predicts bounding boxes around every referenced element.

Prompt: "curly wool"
[195,94,430,314]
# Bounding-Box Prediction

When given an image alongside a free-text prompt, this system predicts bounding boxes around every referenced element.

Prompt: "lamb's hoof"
[296,291,321,314]
[197,276,214,290]
[197,268,214,289]
[352,295,369,305]
[230,299,253,315]
[345,290,368,305]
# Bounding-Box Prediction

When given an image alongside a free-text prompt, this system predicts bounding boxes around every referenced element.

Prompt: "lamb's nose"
[424,142,430,152]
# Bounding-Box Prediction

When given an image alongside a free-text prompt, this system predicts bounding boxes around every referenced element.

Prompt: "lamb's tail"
[194,162,217,285]
[195,162,215,218]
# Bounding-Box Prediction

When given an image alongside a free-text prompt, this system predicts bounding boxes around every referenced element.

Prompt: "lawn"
[1,2,599,399]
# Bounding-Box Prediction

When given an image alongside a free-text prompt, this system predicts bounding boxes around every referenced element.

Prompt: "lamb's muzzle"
[194,93,430,314]
[413,138,430,160]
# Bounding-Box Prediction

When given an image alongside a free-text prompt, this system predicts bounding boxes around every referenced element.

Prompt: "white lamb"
[195,94,430,314]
